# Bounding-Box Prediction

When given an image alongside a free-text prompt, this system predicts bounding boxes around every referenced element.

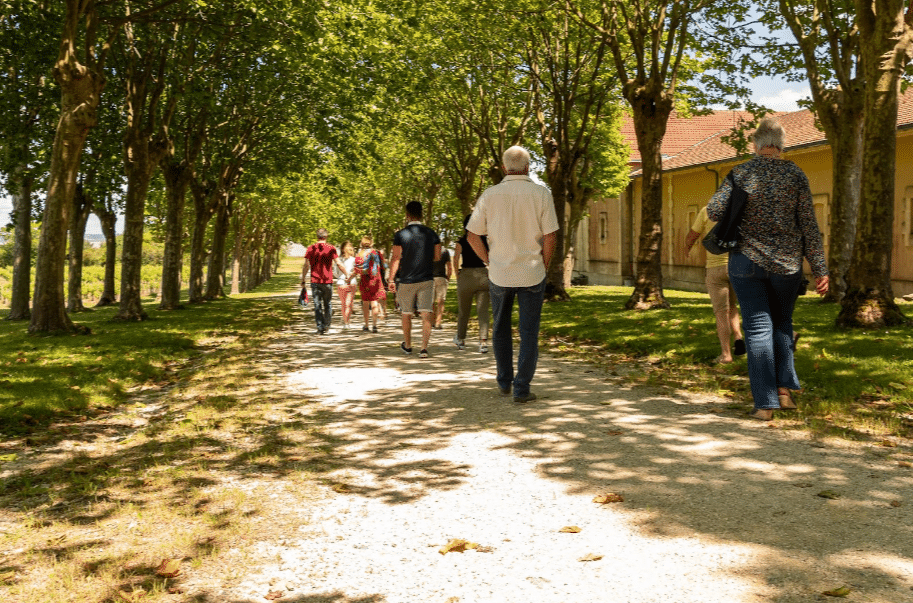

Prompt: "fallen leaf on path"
[117,589,146,602]
[793,482,814,488]
[890,500,902,507]
[593,493,624,504]
[599,401,613,405]
[331,483,351,493]
[265,591,284,600]
[822,585,852,597]
[578,553,603,562]
[559,526,581,533]
[606,430,623,435]
[439,539,479,555]
[817,490,841,499]
[167,587,184,594]
[155,558,182,578]
[898,461,912,468]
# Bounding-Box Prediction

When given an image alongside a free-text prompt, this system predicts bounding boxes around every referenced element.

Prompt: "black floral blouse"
[707,156,828,278]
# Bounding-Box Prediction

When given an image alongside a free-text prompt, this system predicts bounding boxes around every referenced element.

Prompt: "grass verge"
[0,261,339,602]
[536,285,913,440]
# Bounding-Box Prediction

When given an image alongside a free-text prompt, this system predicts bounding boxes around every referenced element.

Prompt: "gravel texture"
[212,305,913,603]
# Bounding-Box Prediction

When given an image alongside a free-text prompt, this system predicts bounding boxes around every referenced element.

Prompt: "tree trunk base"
[836,287,908,328]
[95,296,116,307]
[625,288,670,310]
[545,282,571,302]
[159,302,186,311]
[28,323,91,335]
[113,308,149,322]
[4,310,31,321]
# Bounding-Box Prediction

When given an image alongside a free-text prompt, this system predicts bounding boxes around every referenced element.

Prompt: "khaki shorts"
[397,280,434,314]
[433,277,449,302]
[706,265,737,315]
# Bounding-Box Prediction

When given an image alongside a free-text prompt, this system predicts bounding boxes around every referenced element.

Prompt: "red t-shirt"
[305,242,338,284]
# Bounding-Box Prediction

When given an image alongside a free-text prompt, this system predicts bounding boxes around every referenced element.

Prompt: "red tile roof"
[624,90,913,176]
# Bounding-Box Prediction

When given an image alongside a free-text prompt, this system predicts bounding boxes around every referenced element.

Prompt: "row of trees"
[2,0,911,334]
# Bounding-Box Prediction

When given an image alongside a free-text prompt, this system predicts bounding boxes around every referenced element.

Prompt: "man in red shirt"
[302,228,350,334]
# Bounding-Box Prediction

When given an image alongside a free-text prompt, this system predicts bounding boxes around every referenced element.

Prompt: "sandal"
[749,409,774,421]
[778,389,797,410]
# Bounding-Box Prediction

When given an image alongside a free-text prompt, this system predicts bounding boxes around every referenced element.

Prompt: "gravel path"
[215,298,913,603]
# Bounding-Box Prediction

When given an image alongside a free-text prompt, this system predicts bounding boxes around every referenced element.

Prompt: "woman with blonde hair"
[707,117,829,420]
[335,240,358,328]
[354,235,387,333]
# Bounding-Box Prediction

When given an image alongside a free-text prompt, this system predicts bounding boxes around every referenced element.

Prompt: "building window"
[599,212,608,244]
[812,194,829,249]
[906,187,913,246]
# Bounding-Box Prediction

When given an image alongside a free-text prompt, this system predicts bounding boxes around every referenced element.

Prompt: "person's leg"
[343,286,355,325]
[728,253,778,410]
[337,286,347,325]
[311,284,325,331]
[455,273,472,344]
[769,270,803,392]
[727,277,744,342]
[489,281,515,393]
[706,266,734,362]
[401,311,412,348]
[361,298,371,329]
[397,283,419,350]
[415,280,434,352]
[514,278,546,397]
[432,277,446,328]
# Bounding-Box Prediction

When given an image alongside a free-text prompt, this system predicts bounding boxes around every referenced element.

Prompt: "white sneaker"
[479,341,488,354]
[453,334,465,350]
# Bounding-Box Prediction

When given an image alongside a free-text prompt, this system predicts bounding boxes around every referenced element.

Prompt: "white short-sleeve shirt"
[467,175,559,287]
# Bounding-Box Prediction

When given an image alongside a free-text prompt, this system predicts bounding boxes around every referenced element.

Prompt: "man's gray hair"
[752,117,786,153]
[316,228,328,240]
[502,145,530,174]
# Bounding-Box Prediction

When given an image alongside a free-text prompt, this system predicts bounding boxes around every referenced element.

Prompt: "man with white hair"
[467,146,558,403]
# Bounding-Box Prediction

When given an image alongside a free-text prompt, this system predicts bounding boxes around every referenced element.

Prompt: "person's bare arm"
[445,253,452,279]
[388,246,402,291]
[467,232,488,265]
[685,229,700,252]
[301,259,310,284]
[334,257,350,279]
[452,243,462,274]
[433,243,441,263]
[542,230,557,271]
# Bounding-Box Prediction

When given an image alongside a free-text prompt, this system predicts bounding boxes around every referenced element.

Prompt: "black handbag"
[702,171,748,255]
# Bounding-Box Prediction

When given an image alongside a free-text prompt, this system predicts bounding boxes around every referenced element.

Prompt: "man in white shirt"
[467,146,559,403]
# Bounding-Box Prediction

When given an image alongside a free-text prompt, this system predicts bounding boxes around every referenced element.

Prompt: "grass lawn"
[534,285,913,440]
[0,267,301,436]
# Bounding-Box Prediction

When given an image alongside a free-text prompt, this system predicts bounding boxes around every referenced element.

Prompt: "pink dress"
[356,249,387,302]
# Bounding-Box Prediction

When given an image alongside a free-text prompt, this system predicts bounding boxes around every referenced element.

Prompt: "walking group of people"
[300,146,558,404]
[301,121,829,418]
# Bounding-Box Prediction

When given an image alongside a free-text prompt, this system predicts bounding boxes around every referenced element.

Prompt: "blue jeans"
[728,253,803,410]
[311,283,333,331]
[489,278,546,397]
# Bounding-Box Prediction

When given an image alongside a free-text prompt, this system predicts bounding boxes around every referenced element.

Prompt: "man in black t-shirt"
[388,201,441,358]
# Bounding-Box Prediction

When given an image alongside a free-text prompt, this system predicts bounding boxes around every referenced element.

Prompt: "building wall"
[579,131,913,296]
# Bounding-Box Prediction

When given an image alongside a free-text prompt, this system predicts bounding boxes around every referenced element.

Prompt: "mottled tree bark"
[6,170,33,320]
[837,0,911,327]
[94,201,117,306]
[203,198,230,300]
[159,158,192,310]
[30,39,104,333]
[66,183,94,312]
[625,87,673,310]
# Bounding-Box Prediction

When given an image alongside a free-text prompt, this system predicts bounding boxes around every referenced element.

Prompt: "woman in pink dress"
[354,235,387,332]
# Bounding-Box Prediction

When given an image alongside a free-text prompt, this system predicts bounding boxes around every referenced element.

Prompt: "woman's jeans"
[728,253,803,409]
[489,278,546,397]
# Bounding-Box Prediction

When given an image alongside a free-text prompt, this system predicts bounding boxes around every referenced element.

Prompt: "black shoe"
[401,342,413,355]
[733,339,746,356]
[498,386,512,397]
[513,392,537,404]
[372,326,378,333]
[419,349,429,358]
[316,328,324,335]
[362,325,370,332]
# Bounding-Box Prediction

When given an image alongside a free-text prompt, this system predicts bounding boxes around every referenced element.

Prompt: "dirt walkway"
[198,297,913,603]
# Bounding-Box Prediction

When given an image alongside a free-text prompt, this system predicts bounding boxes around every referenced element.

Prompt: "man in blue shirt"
[388,201,441,358]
